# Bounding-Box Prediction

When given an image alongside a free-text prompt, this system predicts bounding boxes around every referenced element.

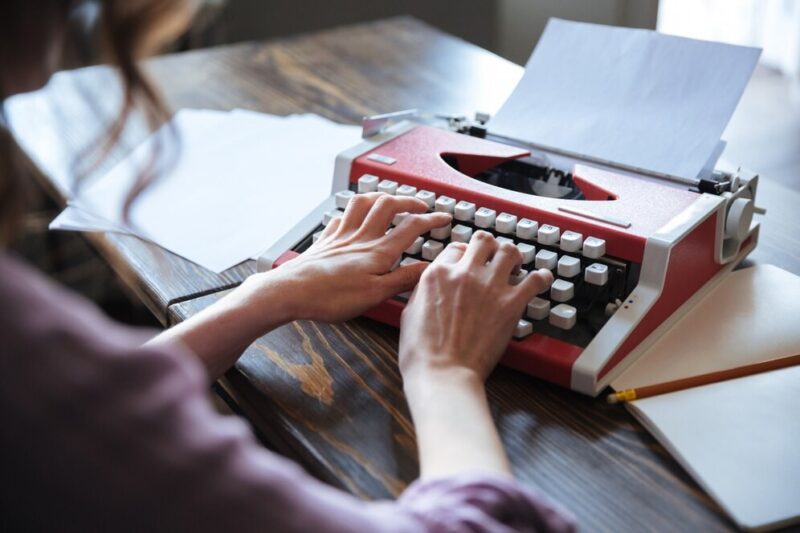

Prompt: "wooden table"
[32,16,800,531]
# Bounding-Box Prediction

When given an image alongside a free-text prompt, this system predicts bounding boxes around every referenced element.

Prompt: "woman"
[0,1,574,531]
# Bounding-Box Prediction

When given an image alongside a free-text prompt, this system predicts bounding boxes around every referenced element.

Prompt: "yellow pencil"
[607,353,800,404]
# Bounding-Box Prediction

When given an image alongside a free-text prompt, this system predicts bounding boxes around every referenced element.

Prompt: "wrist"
[236,269,301,331]
[402,361,486,406]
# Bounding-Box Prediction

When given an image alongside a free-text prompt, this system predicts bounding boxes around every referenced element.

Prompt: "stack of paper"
[612,265,800,531]
[58,109,359,272]
[489,19,761,179]
[7,87,360,271]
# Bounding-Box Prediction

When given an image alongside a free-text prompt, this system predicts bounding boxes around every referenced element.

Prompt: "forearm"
[404,367,512,479]
[147,271,296,381]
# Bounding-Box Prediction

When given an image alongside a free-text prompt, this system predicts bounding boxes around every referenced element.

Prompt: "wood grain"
[168,296,736,531]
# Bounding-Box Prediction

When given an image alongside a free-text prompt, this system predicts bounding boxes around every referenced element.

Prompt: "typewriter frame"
[257,113,761,396]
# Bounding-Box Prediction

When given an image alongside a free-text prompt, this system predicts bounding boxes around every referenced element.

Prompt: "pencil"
[606,353,800,404]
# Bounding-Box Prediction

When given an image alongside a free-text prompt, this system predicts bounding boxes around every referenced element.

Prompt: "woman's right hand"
[398,231,554,385]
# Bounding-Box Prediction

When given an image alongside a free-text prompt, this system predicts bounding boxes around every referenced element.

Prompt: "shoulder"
[0,251,155,356]
[0,252,202,403]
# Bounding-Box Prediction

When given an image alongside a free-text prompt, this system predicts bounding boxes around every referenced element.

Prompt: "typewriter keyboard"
[296,175,638,349]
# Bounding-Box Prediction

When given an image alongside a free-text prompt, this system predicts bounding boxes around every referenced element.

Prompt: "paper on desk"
[489,18,760,179]
[613,265,800,530]
[3,67,149,196]
[65,109,360,272]
[51,206,129,234]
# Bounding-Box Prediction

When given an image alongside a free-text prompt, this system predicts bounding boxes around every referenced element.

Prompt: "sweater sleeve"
[0,253,575,533]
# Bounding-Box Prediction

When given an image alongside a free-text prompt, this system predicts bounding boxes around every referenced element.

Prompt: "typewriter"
[257,110,761,396]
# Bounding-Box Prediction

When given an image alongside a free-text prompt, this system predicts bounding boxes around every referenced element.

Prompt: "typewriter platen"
[257,111,761,396]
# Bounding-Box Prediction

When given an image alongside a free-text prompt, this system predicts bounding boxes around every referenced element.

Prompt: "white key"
[527,297,550,320]
[405,236,424,255]
[550,279,575,302]
[517,243,536,264]
[495,213,518,234]
[396,184,417,197]
[474,207,497,229]
[537,224,560,245]
[358,174,379,193]
[509,268,528,286]
[583,236,606,259]
[421,240,445,260]
[454,201,476,222]
[560,231,583,253]
[400,257,421,267]
[585,262,609,286]
[549,304,577,330]
[377,180,398,195]
[322,209,343,226]
[513,319,533,339]
[496,236,514,245]
[393,212,409,226]
[451,224,473,243]
[534,249,558,270]
[516,218,538,240]
[435,196,456,213]
[557,255,581,278]
[335,190,355,210]
[312,230,323,243]
[430,224,452,240]
[416,190,436,209]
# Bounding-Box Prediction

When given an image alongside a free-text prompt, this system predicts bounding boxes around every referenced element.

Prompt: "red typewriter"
[257,111,760,396]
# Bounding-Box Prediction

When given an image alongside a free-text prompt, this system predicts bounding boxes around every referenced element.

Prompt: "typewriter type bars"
[262,123,760,396]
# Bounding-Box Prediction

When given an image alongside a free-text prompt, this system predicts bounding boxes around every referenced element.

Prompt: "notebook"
[611,264,800,531]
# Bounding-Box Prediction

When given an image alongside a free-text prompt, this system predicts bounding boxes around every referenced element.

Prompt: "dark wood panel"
[168,294,735,531]
[34,17,521,322]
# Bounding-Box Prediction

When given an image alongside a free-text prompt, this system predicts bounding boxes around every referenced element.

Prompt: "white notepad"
[613,265,800,531]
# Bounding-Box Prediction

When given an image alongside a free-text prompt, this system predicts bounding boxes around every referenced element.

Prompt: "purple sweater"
[0,252,575,532]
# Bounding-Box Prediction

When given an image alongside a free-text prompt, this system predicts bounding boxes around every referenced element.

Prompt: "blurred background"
[12,0,800,327]
[184,0,799,191]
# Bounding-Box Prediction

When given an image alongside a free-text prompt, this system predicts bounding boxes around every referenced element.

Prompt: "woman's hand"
[398,232,554,384]
[397,232,553,479]
[264,192,452,323]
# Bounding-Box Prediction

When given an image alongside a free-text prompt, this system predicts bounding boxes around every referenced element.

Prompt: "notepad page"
[628,366,800,531]
[613,264,800,390]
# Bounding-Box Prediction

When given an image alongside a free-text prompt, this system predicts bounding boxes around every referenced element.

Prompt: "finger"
[433,241,467,265]
[515,268,554,302]
[337,192,385,233]
[359,195,430,238]
[461,230,498,267]
[379,261,428,296]
[490,241,524,277]
[386,212,452,252]
[318,216,342,240]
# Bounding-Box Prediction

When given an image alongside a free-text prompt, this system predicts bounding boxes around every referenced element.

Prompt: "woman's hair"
[0,0,198,244]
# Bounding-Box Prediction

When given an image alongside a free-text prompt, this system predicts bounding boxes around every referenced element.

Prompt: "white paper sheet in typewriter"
[490,18,761,179]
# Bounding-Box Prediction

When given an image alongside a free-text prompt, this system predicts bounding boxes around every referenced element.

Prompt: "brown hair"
[0,0,198,243]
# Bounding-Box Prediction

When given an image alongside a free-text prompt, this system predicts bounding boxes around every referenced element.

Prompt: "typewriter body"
[257,111,760,396]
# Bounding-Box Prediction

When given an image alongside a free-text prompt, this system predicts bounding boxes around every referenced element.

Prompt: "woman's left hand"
[256,192,452,323]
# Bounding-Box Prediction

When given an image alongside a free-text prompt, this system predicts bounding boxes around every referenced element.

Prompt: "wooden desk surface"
[38,16,800,531]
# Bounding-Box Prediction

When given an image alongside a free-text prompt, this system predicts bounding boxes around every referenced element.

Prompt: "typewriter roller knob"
[725,197,754,242]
